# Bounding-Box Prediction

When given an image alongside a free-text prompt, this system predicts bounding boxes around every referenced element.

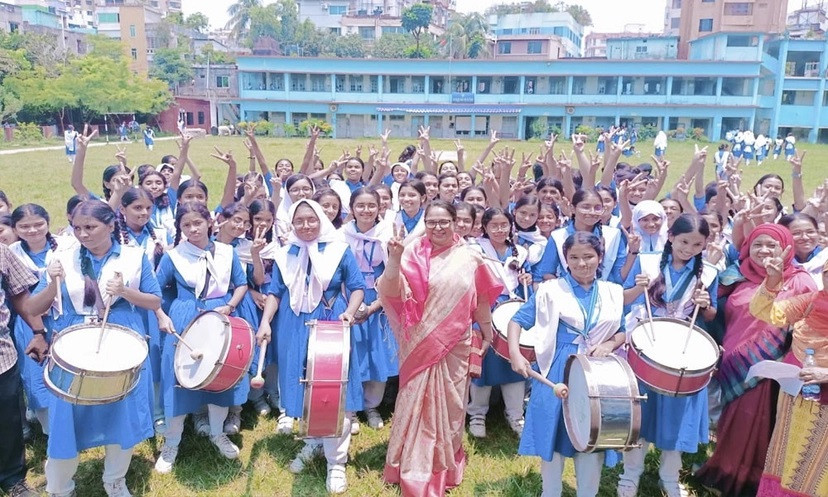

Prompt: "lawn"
[2,134,819,496]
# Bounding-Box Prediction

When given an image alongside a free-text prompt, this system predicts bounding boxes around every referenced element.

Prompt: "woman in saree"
[696,224,816,496]
[750,248,828,497]
[377,200,502,496]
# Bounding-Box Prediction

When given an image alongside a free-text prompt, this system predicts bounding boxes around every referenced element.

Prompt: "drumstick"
[55,276,63,316]
[521,269,529,300]
[642,287,656,343]
[682,282,706,355]
[250,339,268,388]
[167,332,204,360]
[525,368,567,397]
[94,296,113,354]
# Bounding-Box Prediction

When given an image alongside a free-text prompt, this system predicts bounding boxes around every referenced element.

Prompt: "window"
[724,2,752,15]
[549,76,566,95]
[527,41,542,54]
[727,35,756,47]
[389,115,405,121]
[672,0,681,7]
[197,112,205,125]
[186,112,194,126]
[216,75,229,88]
[382,26,403,34]
[670,18,680,29]
[329,5,346,14]
[359,26,375,40]
[9,22,18,32]
[97,12,119,23]
[698,18,713,32]
[702,0,714,2]
[529,27,540,34]
[636,46,648,53]
[129,25,136,37]
[498,42,511,54]
[503,76,519,94]
[130,48,137,60]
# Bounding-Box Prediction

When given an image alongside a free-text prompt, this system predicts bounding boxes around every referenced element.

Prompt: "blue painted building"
[232,32,828,143]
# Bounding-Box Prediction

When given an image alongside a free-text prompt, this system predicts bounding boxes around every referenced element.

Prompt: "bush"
[574,124,598,142]
[297,118,332,137]
[692,127,709,142]
[253,120,275,136]
[638,124,658,141]
[530,119,548,140]
[282,123,296,137]
[13,122,43,142]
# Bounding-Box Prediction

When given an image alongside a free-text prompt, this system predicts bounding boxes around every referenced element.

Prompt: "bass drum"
[299,320,350,439]
[491,299,536,362]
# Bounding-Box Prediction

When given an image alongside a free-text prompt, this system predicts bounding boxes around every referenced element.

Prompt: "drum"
[44,322,148,405]
[627,317,721,396]
[563,354,645,452]
[300,320,349,439]
[174,311,254,393]
[491,299,536,362]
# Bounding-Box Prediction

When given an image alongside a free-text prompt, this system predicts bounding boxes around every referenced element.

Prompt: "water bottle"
[801,348,821,401]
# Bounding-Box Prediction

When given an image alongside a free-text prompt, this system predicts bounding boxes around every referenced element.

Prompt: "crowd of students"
[2,122,828,497]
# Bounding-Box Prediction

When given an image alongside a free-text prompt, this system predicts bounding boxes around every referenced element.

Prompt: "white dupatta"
[274,199,349,315]
[167,240,234,299]
[342,220,391,288]
[476,237,528,296]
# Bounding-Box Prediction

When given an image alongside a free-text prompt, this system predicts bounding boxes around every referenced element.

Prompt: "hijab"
[632,200,668,252]
[739,223,799,284]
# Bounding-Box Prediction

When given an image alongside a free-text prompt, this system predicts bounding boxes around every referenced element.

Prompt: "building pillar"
[519,75,525,99]
[377,113,383,136]
[663,114,671,131]
[770,38,790,139]
[518,114,525,141]
[377,74,383,101]
[666,76,674,98]
[284,73,290,97]
[813,39,828,143]
[470,114,476,138]
[331,74,337,98]
[286,111,292,136]
[424,75,431,101]
[712,115,723,141]
[564,114,572,135]
[616,75,623,104]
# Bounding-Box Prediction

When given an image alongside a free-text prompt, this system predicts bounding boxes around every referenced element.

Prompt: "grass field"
[3,135,820,496]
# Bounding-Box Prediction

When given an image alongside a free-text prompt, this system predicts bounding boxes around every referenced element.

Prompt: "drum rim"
[49,322,148,375]
[629,317,720,375]
[627,350,711,396]
[300,320,349,439]
[491,298,536,362]
[174,310,232,390]
[43,368,138,405]
[198,316,255,393]
[563,354,601,452]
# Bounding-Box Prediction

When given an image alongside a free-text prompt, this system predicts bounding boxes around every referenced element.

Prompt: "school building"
[228,32,828,143]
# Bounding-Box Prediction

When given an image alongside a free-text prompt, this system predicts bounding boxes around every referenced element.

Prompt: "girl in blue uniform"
[394,180,427,245]
[618,214,718,497]
[9,204,58,435]
[509,232,626,497]
[343,187,398,431]
[42,200,161,497]
[256,199,365,494]
[152,202,249,473]
[513,195,548,270]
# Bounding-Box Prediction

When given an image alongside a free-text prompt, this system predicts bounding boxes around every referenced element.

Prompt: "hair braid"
[117,210,131,247]
[80,248,97,307]
[173,219,183,246]
[649,240,672,309]
[46,232,58,252]
[147,227,164,268]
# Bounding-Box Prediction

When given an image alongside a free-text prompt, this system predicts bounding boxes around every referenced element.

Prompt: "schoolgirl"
[460,186,488,208]
[510,232,626,497]
[372,183,396,225]
[773,136,783,160]
[596,185,621,228]
[536,178,565,207]
[533,189,627,284]
[630,200,668,253]
[619,214,718,497]
[454,201,477,240]
[276,174,315,239]
[0,214,17,245]
[256,199,365,494]
[0,190,11,214]
[457,171,474,191]
[153,202,250,473]
[784,133,796,160]
[537,203,560,238]
[415,171,439,201]
[9,204,58,434]
[343,157,366,192]
[659,198,682,229]
[468,207,532,437]
[43,200,161,497]
[394,180,427,245]
[780,213,828,289]
[343,187,397,431]
[513,195,548,268]
[437,173,460,204]
[312,188,344,229]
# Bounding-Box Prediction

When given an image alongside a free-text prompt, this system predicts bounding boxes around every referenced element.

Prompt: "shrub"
[13,122,43,142]
[574,124,598,142]
[530,119,548,140]
[692,127,709,142]
[282,123,297,137]
[638,124,658,141]
[298,118,332,137]
[254,120,275,136]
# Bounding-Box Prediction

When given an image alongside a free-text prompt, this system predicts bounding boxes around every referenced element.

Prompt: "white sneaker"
[365,408,384,429]
[350,420,361,435]
[617,480,638,497]
[103,478,132,497]
[326,464,347,494]
[507,416,524,436]
[469,415,486,438]
[193,412,210,436]
[223,408,241,435]
[154,443,179,474]
[211,433,240,460]
[289,441,322,474]
[660,481,690,497]
[276,413,294,434]
[253,397,271,416]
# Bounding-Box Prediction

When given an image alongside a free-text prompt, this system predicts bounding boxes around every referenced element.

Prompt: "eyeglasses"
[288,186,313,195]
[292,219,319,228]
[487,225,511,233]
[425,220,452,229]
[577,205,605,214]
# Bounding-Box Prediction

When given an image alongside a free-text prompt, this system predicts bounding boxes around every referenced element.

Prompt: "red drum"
[300,320,350,439]
[174,311,255,393]
[627,317,721,397]
[491,299,536,362]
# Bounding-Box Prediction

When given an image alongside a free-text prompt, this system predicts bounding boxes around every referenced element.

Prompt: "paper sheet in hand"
[746,360,803,396]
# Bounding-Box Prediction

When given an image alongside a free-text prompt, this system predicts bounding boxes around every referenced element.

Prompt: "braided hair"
[562,231,605,279]
[482,207,520,271]
[11,204,57,252]
[249,199,277,244]
[649,213,710,309]
[102,164,131,200]
[572,189,604,240]
[120,187,163,268]
[139,170,170,209]
[173,202,213,247]
[71,200,123,307]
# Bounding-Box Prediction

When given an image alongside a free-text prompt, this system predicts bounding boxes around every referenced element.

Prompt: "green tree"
[333,34,366,58]
[401,3,433,58]
[371,33,413,58]
[227,0,263,40]
[441,12,490,59]
[86,34,127,61]
[185,12,210,33]
[247,4,281,47]
[567,4,593,27]
[149,47,195,88]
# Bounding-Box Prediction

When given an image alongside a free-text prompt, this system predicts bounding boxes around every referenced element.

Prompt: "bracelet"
[792,172,802,179]
[228,304,237,312]
[630,251,640,255]
[31,329,46,336]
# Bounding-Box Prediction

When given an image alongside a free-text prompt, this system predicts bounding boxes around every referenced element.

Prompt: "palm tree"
[226,0,262,40]
[440,12,491,59]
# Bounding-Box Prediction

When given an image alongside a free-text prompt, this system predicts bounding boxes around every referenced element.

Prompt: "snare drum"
[44,323,148,405]
[174,311,254,393]
[491,299,536,362]
[627,317,720,397]
[300,320,349,439]
[563,354,645,452]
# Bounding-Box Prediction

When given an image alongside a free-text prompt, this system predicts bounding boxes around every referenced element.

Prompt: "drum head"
[175,312,228,389]
[52,324,147,372]
[492,300,536,347]
[563,355,592,451]
[629,318,719,372]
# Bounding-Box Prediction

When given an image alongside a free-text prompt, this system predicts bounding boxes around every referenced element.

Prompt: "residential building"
[584,31,662,58]
[787,2,828,39]
[677,0,789,58]
[0,1,90,55]
[493,34,568,61]
[95,2,164,73]
[606,35,679,60]
[229,32,828,144]
[175,63,239,129]
[488,12,583,57]
[664,0,681,36]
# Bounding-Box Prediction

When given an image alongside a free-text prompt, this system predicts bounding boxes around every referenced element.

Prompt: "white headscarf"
[276,176,316,239]
[632,200,668,253]
[654,130,668,149]
[274,199,349,315]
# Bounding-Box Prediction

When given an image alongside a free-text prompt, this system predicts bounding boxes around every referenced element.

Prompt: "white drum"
[491,299,537,362]
[45,323,148,405]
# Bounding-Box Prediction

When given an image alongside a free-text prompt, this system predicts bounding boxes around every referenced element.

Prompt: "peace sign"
[764,245,792,289]
[388,224,406,260]
[250,225,267,255]
[77,123,98,149]
[211,147,236,165]
[706,234,726,265]
[621,226,641,255]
